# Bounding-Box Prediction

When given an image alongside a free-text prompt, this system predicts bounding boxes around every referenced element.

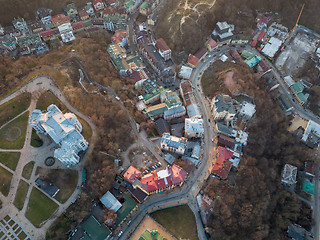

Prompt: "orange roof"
[211,146,233,179]
[155,38,170,51]
[187,54,199,67]
[170,164,188,185]
[207,38,219,49]
[52,14,69,25]
[111,30,127,44]
[124,166,141,184]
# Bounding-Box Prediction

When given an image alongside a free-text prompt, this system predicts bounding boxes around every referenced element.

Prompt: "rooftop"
[100,191,122,212]
[211,146,234,179]
[124,166,142,184]
[281,164,297,185]
[155,38,170,51]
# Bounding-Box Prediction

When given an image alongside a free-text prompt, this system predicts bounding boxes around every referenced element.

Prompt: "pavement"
[0,76,98,240]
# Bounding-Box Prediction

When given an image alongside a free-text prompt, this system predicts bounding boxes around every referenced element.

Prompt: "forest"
[155,0,320,62]
[202,61,315,239]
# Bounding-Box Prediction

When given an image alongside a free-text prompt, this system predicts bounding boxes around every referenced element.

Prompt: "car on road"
[127,220,131,225]
[115,96,120,101]
[118,231,123,237]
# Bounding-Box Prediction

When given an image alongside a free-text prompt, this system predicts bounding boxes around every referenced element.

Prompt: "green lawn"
[25,187,59,227]
[0,166,13,196]
[22,161,35,180]
[14,180,29,210]
[36,91,67,112]
[0,93,31,127]
[37,167,78,203]
[150,205,198,240]
[0,152,20,171]
[0,112,28,149]
[30,129,43,147]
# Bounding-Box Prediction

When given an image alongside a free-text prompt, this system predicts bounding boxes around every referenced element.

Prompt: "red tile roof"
[180,81,193,97]
[111,30,127,44]
[108,0,116,5]
[52,14,69,25]
[258,16,268,25]
[155,38,170,51]
[170,164,188,185]
[194,48,207,60]
[211,146,233,179]
[93,0,105,10]
[103,6,115,15]
[187,54,199,67]
[79,9,89,18]
[207,38,219,49]
[230,49,240,58]
[41,29,53,39]
[251,40,257,47]
[257,31,266,41]
[72,21,84,30]
[124,166,141,184]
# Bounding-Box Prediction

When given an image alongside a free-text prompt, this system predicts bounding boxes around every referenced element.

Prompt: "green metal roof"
[303,181,315,195]
[83,19,93,27]
[81,216,111,240]
[296,92,309,104]
[140,1,149,9]
[290,82,304,94]
[241,50,255,59]
[125,0,135,8]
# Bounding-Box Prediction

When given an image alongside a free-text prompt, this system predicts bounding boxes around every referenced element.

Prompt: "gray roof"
[216,122,235,136]
[281,164,297,184]
[214,94,236,114]
[100,191,122,212]
[187,103,201,118]
[164,153,175,165]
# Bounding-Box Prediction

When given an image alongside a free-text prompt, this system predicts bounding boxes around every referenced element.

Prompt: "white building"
[58,23,75,43]
[239,102,256,120]
[211,94,236,124]
[160,133,187,155]
[261,37,282,58]
[178,65,193,80]
[29,104,88,166]
[281,164,297,185]
[185,118,204,138]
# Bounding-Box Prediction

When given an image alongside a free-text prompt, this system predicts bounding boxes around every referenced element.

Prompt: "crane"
[281,3,305,51]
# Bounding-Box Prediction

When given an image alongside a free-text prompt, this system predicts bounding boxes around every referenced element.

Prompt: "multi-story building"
[36,8,53,29]
[185,118,204,138]
[58,23,75,43]
[29,104,88,166]
[163,106,186,121]
[12,18,29,33]
[212,21,234,43]
[160,133,187,155]
[84,2,95,16]
[52,14,70,27]
[63,3,78,19]
[211,94,236,124]
[93,0,105,12]
[155,38,171,61]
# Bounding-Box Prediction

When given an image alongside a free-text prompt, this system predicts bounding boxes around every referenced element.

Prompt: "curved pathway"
[0,75,98,240]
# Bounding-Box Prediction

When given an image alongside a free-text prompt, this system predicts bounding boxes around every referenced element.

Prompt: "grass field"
[0,93,31,127]
[0,166,13,196]
[0,152,20,171]
[25,187,59,227]
[14,180,29,210]
[37,167,78,203]
[36,91,67,112]
[30,129,43,147]
[0,112,28,149]
[150,205,198,240]
[22,161,35,180]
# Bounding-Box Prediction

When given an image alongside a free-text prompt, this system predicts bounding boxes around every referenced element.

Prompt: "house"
[29,105,88,166]
[187,103,201,118]
[79,9,89,21]
[178,65,193,80]
[0,25,4,35]
[217,134,235,149]
[93,0,105,11]
[128,187,148,203]
[84,2,95,16]
[160,133,187,155]
[305,162,316,177]
[35,178,59,197]
[281,164,297,185]
[36,8,53,27]
[81,216,111,240]
[52,14,70,27]
[206,37,219,52]
[216,122,236,137]
[147,13,158,26]
[211,146,234,179]
[71,22,85,33]
[160,90,181,108]
[187,54,199,68]
[104,14,127,32]
[212,21,234,43]
[239,101,256,120]
[34,43,49,55]
[107,0,116,7]
[164,153,175,165]
[155,118,170,136]
[290,81,309,105]
[124,166,142,183]
[125,0,142,13]
[145,103,168,118]
[164,106,186,121]
[19,46,31,56]
[13,18,29,33]
[139,1,149,15]
[185,118,204,138]
[155,38,171,61]
[28,21,44,34]
[230,49,240,59]
[41,29,54,41]
[194,48,208,62]
[179,81,193,105]
[63,3,78,18]
[16,34,42,47]
[211,94,236,124]
[58,23,75,43]
[100,191,122,212]
[111,30,128,47]
[1,37,17,51]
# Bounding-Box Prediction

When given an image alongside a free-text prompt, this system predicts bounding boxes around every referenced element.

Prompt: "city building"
[155,38,171,61]
[36,8,53,28]
[58,23,75,43]
[178,65,193,80]
[52,14,70,27]
[239,101,256,120]
[79,9,89,21]
[100,191,122,212]
[287,224,313,240]
[84,2,95,16]
[206,37,219,51]
[211,146,234,179]
[93,0,105,11]
[145,103,168,118]
[124,166,142,183]
[281,164,297,185]
[211,94,236,124]
[160,133,187,155]
[261,37,282,58]
[163,105,186,121]
[28,21,44,34]
[185,118,204,138]
[111,30,128,47]
[12,18,29,33]
[160,90,181,108]
[187,103,201,118]
[164,153,175,165]
[290,81,309,105]
[63,3,78,19]
[212,21,234,43]
[187,54,199,68]
[179,81,193,105]
[29,104,88,166]
[155,118,170,136]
